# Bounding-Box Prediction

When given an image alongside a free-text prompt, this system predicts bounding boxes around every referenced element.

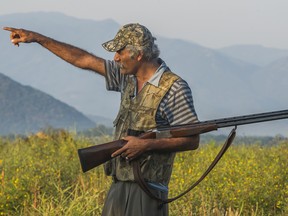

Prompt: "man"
[4,23,199,216]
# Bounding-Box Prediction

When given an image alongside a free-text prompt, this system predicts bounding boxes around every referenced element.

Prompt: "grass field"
[0,130,287,215]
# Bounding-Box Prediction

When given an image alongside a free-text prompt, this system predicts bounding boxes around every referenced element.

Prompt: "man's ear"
[136,52,144,61]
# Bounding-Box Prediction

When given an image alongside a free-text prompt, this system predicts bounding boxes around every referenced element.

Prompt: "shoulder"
[158,74,198,125]
[159,71,193,105]
[165,73,192,96]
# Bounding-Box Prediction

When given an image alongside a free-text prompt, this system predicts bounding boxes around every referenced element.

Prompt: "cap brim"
[102,39,125,52]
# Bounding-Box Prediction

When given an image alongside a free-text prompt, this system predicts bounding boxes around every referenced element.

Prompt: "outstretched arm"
[3,27,106,76]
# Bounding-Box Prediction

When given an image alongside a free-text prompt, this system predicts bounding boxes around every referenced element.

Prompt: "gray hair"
[126,37,160,61]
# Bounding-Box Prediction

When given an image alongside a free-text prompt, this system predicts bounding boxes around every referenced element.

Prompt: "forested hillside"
[0,72,95,135]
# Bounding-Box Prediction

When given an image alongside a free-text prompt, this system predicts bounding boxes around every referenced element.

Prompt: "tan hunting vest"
[104,71,179,185]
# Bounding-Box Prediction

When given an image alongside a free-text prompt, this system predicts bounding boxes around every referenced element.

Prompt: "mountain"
[86,114,113,127]
[250,56,288,108]
[0,12,287,136]
[218,44,288,67]
[157,38,261,117]
[0,72,95,135]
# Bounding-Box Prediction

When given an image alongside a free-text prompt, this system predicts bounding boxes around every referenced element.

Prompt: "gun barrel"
[157,109,288,131]
[207,109,288,128]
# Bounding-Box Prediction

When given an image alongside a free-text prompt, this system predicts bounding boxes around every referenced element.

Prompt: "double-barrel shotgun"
[78,109,288,173]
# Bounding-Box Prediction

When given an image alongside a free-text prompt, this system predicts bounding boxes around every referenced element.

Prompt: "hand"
[111,136,149,161]
[3,27,35,47]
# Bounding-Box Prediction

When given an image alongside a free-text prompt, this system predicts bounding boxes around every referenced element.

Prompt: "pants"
[101,181,168,216]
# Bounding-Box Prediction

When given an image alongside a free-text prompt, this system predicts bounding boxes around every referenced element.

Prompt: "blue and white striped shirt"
[104,59,198,127]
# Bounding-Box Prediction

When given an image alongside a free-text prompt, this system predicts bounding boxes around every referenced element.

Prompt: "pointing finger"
[3,27,22,47]
[3,27,18,32]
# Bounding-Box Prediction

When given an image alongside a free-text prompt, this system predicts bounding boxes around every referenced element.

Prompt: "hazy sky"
[1,0,288,49]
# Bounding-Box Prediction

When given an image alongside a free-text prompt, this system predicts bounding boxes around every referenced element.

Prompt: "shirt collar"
[128,59,169,95]
[147,59,169,87]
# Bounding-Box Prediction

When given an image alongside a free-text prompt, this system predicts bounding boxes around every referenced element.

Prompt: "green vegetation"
[0,131,287,215]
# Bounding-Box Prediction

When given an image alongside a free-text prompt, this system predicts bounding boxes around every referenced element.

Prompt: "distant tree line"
[1,124,286,146]
[79,124,114,137]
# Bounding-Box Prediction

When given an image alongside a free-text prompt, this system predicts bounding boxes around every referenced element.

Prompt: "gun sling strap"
[132,127,237,207]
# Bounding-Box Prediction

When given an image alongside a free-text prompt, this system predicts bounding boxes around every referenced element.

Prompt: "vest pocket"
[132,110,156,130]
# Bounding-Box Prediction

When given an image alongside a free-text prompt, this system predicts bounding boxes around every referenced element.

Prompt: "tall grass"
[0,131,287,215]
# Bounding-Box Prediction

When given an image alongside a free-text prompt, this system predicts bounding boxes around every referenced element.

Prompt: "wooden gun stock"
[78,139,128,173]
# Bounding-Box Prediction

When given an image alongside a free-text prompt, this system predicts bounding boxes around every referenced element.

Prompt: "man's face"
[113,48,141,75]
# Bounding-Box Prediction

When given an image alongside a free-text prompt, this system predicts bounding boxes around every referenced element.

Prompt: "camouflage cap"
[102,23,154,52]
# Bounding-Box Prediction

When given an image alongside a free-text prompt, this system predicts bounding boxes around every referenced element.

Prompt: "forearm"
[35,33,106,74]
[145,135,200,152]
[112,135,199,159]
